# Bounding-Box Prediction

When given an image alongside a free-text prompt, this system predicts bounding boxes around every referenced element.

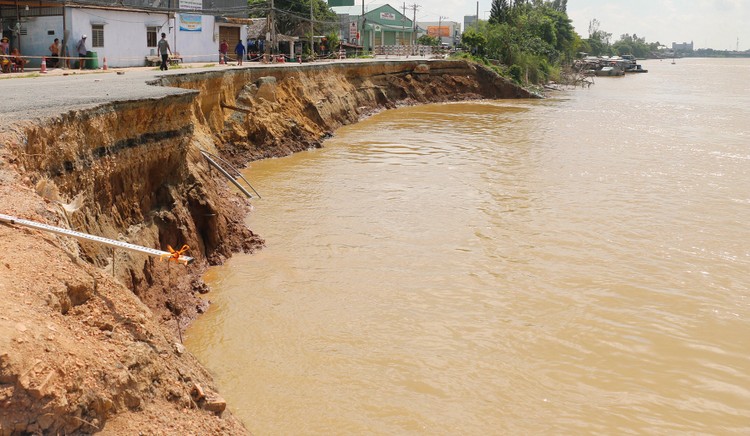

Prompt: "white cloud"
[565,0,750,50]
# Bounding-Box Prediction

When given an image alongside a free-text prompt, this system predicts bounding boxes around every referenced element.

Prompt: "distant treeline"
[450,1,750,85]
[688,49,750,58]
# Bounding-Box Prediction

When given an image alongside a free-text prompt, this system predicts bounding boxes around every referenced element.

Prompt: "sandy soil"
[0,132,249,434]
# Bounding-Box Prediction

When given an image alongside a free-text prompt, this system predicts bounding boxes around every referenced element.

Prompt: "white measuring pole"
[0,213,194,264]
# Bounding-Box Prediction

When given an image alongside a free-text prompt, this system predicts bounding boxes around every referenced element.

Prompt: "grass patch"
[0,72,40,79]
[151,63,189,71]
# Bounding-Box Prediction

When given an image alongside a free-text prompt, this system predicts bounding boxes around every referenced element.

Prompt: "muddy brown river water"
[186,58,750,434]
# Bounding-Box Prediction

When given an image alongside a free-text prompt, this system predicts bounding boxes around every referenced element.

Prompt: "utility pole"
[438,15,448,46]
[402,2,406,46]
[310,0,314,56]
[476,1,479,29]
[169,0,176,54]
[409,3,420,46]
[361,0,365,52]
[269,0,276,55]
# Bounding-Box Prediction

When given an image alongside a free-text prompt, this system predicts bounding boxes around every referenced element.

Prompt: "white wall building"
[1,0,252,68]
[416,20,460,47]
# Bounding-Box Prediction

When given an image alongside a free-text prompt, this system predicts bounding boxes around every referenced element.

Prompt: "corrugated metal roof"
[246,19,297,42]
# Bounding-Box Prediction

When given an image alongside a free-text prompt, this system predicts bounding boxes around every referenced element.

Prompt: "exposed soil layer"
[0,59,532,434]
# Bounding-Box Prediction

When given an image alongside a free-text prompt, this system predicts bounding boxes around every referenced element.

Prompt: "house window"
[92,24,104,48]
[147,27,158,48]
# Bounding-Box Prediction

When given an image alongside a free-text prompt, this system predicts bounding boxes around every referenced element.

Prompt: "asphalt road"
[0,67,200,125]
[0,56,434,125]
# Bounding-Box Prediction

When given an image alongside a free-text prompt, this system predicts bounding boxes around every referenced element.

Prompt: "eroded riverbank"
[0,59,532,434]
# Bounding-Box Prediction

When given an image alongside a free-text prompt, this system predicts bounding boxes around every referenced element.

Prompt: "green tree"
[508,64,523,82]
[575,39,590,55]
[512,0,530,15]
[551,0,567,12]
[521,9,556,48]
[585,18,612,56]
[612,33,651,58]
[545,7,575,59]
[249,0,338,36]
[418,35,439,46]
[326,32,340,53]
[489,0,511,25]
[461,28,488,54]
[460,0,580,84]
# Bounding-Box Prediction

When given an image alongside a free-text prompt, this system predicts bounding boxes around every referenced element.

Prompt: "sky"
[332,0,750,50]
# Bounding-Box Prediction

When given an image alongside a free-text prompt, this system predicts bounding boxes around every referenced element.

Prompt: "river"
[185,58,750,434]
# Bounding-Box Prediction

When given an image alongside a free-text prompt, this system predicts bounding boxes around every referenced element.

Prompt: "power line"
[272,7,342,26]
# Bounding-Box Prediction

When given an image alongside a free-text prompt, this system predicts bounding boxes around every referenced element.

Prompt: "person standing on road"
[157,32,172,71]
[76,35,87,70]
[234,40,245,66]
[48,38,60,68]
[219,39,228,64]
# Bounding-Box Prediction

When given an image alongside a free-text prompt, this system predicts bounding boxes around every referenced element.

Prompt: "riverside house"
[0,0,252,68]
[333,4,413,52]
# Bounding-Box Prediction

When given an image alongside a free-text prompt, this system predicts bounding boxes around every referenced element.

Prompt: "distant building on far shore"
[672,41,694,52]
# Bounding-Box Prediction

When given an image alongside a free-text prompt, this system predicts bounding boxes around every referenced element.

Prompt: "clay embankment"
[154,60,533,164]
[0,59,532,434]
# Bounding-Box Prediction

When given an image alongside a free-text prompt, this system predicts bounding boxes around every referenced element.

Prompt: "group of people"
[219,39,248,65]
[1,33,293,73]
[159,35,248,71]
[51,35,88,69]
[0,36,27,73]
[1,33,245,74]
[47,35,88,69]
[0,34,92,73]
[219,39,300,64]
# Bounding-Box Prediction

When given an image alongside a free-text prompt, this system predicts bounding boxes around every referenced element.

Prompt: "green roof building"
[357,4,414,52]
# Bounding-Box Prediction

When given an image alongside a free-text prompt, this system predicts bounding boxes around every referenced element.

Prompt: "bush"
[508,64,523,83]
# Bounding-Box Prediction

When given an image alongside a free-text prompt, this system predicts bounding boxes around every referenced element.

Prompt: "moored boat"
[595,65,625,76]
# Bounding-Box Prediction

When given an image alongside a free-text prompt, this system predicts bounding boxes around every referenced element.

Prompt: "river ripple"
[186,58,750,434]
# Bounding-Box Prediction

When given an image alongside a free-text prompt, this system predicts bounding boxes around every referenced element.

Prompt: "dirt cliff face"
[0,60,532,434]
[155,60,533,165]
[0,102,257,434]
